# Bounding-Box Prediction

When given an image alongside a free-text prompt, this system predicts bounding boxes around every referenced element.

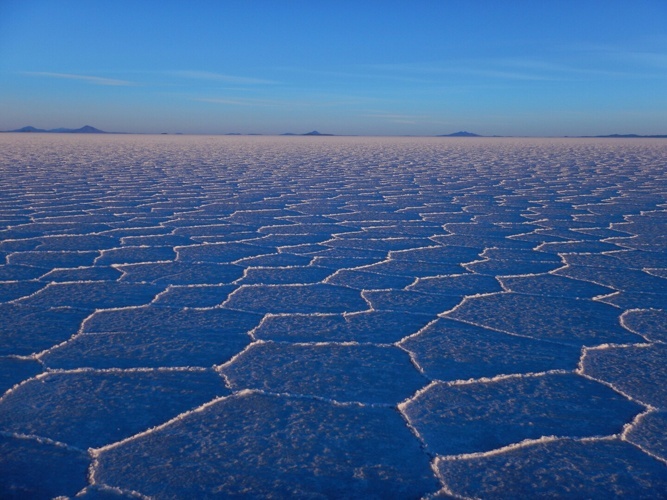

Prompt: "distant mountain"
[5,125,108,133]
[75,125,106,133]
[280,130,334,136]
[9,126,48,133]
[303,130,330,136]
[584,134,667,139]
[437,131,482,137]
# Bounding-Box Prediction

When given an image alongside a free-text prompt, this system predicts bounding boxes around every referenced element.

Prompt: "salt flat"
[0,134,665,498]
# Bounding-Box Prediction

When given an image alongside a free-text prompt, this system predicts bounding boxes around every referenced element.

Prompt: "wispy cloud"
[361,112,452,126]
[368,60,562,81]
[192,93,377,108]
[171,70,279,85]
[361,112,424,124]
[367,52,667,82]
[25,71,134,86]
[193,97,282,106]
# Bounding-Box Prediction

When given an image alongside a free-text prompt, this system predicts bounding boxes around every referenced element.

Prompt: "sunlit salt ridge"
[0,134,666,498]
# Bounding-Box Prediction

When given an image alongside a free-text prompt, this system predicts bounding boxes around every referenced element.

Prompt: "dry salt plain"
[0,134,666,499]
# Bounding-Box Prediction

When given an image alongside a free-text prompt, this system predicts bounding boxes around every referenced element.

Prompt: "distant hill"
[282,130,335,136]
[583,134,667,139]
[4,125,108,133]
[303,130,334,136]
[10,126,49,133]
[436,131,482,137]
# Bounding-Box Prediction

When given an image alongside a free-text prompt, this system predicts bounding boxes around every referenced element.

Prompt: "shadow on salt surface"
[400,318,582,380]
[0,223,112,239]
[225,208,302,226]
[364,290,462,315]
[253,311,432,343]
[433,233,536,249]
[555,264,667,294]
[95,246,177,265]
[646,268,667,279]
[237,265,333,285]
[75,484,144,499]
[436,438,667,498]
[0,264,47,281]
[508,229,574,244]
[360,259,464,277]
[408,274,501,296]
[94,393,440,498]
[0,434,89,499]
[235,252,312,267]
[119,234,194,247]
[608,232,667,253]
[417,211,472,224]
[151,284,237,307]
[345,223,444,239]
[536,240,624,254]
[176,242,269,263]
[0,281,45,303]
[598,291,667,310]
[326,269,415,290]
[445,292,641,345]
[613,224,667,248]
[625,410,667,462]
[464,259,561,275]
[101,226,173,239]
[326,211,423,223]
[325,237,436,252]
[309,246,389,261]
[389,245,481,264]
[223,284,368,314]
[0,239,42,253]
[401,373,642,456]
[442,222,528,239]
[8,250,100,269]
[582,344,667,408]
[243,232,331,248]
[257,222,358,236]
[171,224,257,242]
[220,343,426,404]
[498,274,613,298]
[0,357,42,394]
[118,261,244,285]
[39,266,123,283]
[0,305,90,356]
[572,226,629,240]
[622,309,667,342]
[42,307,261,369]
[479,247,563,263]
[0,370,229,449]
[15,282,162,309]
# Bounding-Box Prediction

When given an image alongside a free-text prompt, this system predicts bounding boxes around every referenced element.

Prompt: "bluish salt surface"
[1,134,665,497]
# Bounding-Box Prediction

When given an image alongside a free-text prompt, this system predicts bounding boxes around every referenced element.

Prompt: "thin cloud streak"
[369,53,667,82]
[171,70,280,85]
[193,97,283,106]
[25,72,134,86]
[361,112,453,126]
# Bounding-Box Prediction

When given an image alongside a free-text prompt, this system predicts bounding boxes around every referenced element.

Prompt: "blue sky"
[1,1,666,136]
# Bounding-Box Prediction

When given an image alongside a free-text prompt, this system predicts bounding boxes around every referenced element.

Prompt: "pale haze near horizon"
[0,1,666,136]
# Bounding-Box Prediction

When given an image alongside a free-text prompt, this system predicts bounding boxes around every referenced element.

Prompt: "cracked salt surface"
[1,134,666,498]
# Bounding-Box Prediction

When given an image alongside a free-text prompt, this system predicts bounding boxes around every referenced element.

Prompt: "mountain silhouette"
[436,131,481,137]
[303,130,334,136]
[6,125,107,133]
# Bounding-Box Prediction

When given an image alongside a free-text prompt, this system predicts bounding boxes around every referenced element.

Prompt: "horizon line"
[3,128,667,139]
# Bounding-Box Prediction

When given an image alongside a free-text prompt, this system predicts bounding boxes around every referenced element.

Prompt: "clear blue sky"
[1,1,666,136]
